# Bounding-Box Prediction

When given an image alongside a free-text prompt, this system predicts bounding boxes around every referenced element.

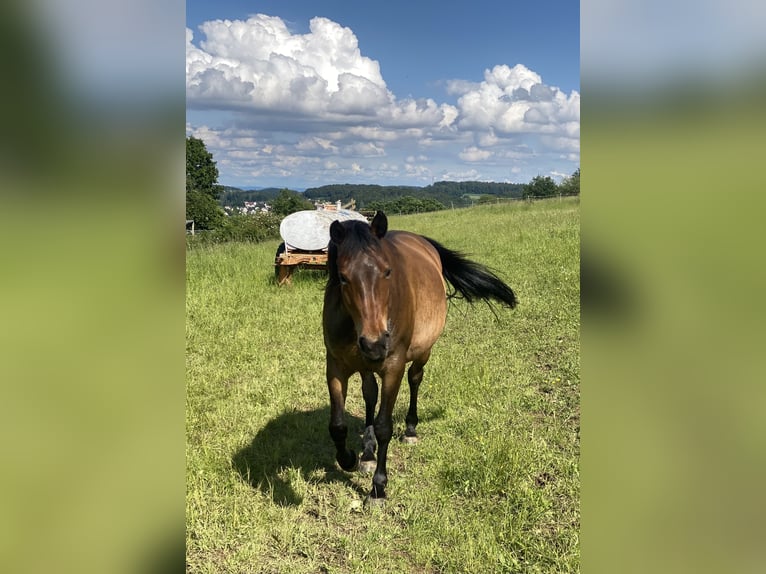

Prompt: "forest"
[218,186,284,206]
[303,181,526,208]
[218,181,528,210]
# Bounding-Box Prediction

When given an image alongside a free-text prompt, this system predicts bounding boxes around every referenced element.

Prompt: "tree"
[559,168,580,196]
[523,175,558,198]
[186,189,224,230]
[270,188,314,216]
[186,136,224,229]
[367,196,445,214]
[186,136,221,197]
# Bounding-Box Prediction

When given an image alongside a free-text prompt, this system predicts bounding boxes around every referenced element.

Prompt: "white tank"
[279,209,368,251]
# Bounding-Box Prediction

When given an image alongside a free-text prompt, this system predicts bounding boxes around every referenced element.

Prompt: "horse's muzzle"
[358,332,390,362]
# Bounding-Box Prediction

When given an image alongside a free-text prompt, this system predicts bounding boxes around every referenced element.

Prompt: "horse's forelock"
[327,220,382,286]
[337,220,380,254]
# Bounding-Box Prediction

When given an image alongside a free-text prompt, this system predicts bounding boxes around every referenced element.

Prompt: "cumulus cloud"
[186,16,579,187]
[188,16,360,116]
[383,97,458,129]
[186,15,387,115]
[187,14,460,130]
[456,64,580,137]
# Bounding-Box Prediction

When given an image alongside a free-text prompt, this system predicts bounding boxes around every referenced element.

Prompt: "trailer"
[274,208,368,285]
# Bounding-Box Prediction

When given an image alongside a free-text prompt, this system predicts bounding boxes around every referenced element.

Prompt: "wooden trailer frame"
[274,245,328,285]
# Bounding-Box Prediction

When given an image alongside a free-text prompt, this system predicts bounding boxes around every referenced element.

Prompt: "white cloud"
[187,15,389,115]
[540,135,580,152]
[328,73,390,114]
[382,97,458,129]
[440,168,483,181]
[456,64,580,137]
[186,16,579,188]
[477,130,500,147]
[459,146,493,162]
[346,126,401,142]
[188,15,463,131]
[344,142,386,157]
[405,162,431,177]
[295,137,338,153]
[485,63,542,92]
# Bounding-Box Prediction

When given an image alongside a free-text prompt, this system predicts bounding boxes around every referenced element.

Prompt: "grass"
[186,197,580,573]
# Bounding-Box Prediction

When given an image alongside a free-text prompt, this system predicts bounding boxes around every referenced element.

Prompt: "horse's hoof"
[337,450,358,472]
[359,459,376,474]
[401,434,419,445]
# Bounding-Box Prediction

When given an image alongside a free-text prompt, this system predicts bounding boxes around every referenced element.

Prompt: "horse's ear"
[329,220,346,244]
[371,211,388,238]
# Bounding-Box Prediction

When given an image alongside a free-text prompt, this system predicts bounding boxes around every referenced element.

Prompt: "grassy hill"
[186,198,580,572]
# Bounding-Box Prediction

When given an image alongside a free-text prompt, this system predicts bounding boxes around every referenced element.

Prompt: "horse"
[322,211,517,503]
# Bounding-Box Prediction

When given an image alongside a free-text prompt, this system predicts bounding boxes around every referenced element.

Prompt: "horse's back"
[387,231,447,359]
[387,231,440,270]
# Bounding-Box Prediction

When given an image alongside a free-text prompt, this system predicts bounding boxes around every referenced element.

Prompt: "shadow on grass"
[232,406,366,506]
[232,404,447,506]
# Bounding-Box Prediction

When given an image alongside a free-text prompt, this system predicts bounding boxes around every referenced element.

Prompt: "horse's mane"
[327,220,381,287]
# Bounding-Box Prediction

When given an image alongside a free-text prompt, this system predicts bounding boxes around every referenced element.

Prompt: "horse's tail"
[425,237,517,309]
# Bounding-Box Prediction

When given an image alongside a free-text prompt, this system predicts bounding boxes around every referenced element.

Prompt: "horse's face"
[330,213,392,363]
[336,248,392,361]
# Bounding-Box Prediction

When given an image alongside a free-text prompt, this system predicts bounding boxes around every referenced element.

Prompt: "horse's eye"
[384,268,392,278]
[339,273,349,285]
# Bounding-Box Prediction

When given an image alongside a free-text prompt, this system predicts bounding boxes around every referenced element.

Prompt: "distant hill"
[219,181,526,209]
[219,187,289,207]
[303,181,524,209]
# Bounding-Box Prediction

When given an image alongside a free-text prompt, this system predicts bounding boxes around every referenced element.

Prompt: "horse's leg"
[403,353,429,444]
[327,358,356,471]
[369,363,405,503]
[359,371,378,473]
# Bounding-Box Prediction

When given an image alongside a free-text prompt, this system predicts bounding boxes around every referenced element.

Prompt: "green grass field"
[186,198,580,573]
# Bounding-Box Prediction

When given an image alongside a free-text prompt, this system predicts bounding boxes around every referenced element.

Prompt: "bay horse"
[323,211,517,503]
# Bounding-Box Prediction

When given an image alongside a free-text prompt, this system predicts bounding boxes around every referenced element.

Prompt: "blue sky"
[186,1,580,189]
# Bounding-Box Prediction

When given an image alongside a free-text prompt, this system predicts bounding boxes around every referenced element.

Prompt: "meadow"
[186,198,580,573]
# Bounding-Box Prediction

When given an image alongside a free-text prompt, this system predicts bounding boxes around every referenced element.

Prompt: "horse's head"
[328,212,392,362]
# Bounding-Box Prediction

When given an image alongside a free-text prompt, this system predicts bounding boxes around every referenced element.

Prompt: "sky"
[186,1,580,190]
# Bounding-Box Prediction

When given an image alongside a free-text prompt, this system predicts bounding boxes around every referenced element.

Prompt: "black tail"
[425,237,517,309]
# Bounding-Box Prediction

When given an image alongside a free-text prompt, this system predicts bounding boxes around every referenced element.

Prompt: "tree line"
[218,186,284,206]
[302,181,526,209]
